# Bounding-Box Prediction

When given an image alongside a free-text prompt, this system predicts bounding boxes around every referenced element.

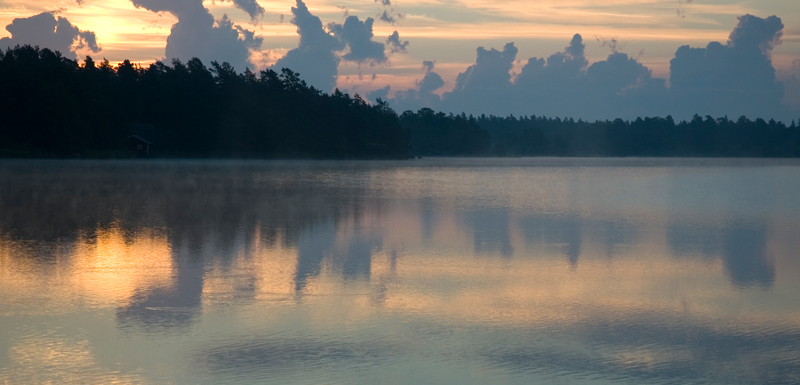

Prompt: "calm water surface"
[1,158,799,384]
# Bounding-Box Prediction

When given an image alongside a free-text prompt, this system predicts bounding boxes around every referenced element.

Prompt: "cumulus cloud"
[728,14,783,51]
[384,14,794,122]
[669,14,786,120]
[272,0,405,92]
[0,12,100,59]
[515,34,587,91]
[131,0,262,71]
[452,43,517,93]
[436,43,517,114]
[329,16,386,64]
[419,61,445,93]
[429,34,667,118]
[515,34,666,118]
[584,52,667,118]
[272,0,344,91]
[391,60,445,112]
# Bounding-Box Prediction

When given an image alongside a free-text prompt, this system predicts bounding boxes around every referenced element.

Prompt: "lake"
[1,158,799,384]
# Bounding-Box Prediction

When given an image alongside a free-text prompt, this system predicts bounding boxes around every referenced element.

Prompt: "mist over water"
[0,158,799,384]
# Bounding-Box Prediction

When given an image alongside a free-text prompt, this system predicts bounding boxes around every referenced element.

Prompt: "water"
[0,158,799,385]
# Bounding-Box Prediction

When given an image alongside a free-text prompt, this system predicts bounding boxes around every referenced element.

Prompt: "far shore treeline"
[2,45,800,159]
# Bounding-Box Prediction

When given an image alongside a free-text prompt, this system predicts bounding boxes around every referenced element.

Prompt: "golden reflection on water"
[0,224,173,314]
[71,224,174,306]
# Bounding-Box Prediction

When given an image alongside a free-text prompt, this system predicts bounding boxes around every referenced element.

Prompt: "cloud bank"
[0,12,100,60]
[379,14,795,122]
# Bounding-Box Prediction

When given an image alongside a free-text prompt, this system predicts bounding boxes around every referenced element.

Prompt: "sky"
[1,0,799,121]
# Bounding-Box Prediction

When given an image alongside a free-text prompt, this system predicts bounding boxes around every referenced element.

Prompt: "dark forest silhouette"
[475,114,800,157]
[401,111,800,158]
[0,45,407,159]
[1,45,799,158]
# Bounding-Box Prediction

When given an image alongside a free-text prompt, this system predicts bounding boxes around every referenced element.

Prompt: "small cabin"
[125,135,153,157]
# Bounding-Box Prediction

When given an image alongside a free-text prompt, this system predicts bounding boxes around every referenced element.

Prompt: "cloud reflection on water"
[0,159,799,384]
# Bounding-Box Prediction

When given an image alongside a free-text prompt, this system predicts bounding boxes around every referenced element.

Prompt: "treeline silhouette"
[400,108,490,156]
[0,45,407,158]
[476,114,800,157]
[1,45,799,158]
[397,112,800,157]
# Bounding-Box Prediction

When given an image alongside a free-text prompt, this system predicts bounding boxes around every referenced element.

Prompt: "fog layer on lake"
[1,158,799,384]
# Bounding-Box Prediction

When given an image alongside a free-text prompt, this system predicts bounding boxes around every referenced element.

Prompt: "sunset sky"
[2,0,799,120]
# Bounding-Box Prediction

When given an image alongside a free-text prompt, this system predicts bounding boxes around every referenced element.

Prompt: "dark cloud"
[131,0,261,71]
[437,43,518,115]
[419,61,444,93]
[391,60,445,112]
[272,0,403,91]
[386,31,408,54]
[596,36,620,53]
[374,0,402,24]
[585,52,666,115]
[234,22,264,49]
[515,34,587,91]
[272,0,344,91]
[0,12,100,59]
[669,14,786,120]
[728,14,783,51]
[230,0,265,21]
[588,52,649,93]
[329,16,386,64]
[445,34,665,118]
[385,15,794,122]
[452,43,518,92]
[134,0,264,21]
[379,10,395,24]
[366,85,390,104]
